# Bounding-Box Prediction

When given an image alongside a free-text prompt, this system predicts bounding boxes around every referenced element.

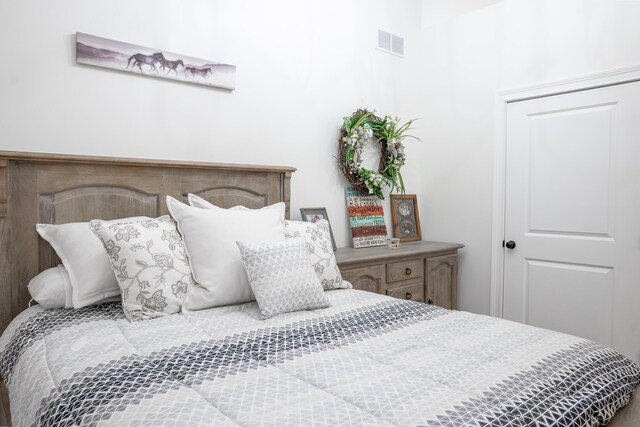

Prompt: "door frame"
[490,64,640,318]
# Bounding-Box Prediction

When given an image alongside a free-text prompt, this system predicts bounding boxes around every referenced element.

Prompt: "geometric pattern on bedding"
[0,302,125,384]
[430,341,638,426]
[35,338,638,426]
[33,300,442,426]
[1,290,638,427]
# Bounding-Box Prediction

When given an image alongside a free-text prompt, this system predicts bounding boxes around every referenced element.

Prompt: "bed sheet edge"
[607,384,640,427]
[0,377,10,426]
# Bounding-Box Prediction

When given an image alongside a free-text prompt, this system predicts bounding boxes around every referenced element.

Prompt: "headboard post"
[0,160,7,332]
[283,171,292,220]
[0,160,7,218]
[0,151,295,334]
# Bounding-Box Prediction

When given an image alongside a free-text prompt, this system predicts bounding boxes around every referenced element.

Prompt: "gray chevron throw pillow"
[237,239,330,319]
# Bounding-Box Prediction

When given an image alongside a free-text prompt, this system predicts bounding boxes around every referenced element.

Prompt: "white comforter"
[1,290,638,426]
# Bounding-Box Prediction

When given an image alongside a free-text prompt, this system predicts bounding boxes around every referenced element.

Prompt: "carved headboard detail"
[185,186,268,208]
[0,151,295,333]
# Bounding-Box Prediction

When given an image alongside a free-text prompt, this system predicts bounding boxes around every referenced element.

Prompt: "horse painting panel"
[76,32,236,90]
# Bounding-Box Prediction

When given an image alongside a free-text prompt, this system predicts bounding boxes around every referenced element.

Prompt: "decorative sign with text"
[345,187,388,248]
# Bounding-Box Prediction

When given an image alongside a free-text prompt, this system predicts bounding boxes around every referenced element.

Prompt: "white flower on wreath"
[365,173,384,194]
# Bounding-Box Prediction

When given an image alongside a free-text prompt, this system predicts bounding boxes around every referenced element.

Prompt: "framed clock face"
[400,219,416,236]
[398,201,412,217]
[390,194,422,242]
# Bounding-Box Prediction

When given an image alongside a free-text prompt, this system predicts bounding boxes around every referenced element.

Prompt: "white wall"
[420,0,640,314]
[421,0,502,27]
[0,0,426,248]
[9,0,638,317]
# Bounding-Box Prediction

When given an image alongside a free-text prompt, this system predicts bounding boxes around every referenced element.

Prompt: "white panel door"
[503,81,640,364]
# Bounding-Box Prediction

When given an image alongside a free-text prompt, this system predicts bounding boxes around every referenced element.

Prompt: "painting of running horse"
[76,32,236,90]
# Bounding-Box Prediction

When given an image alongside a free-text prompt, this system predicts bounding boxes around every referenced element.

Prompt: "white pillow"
[237,239,330,319]
[36,217,147,308]
[190,195,348,292]
[187,193,250,210]
[27,265,73,309]
[166,196,286,311]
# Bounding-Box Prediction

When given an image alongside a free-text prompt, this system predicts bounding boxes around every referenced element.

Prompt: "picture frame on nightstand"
[390,194,422,242]
[300,207,337,251]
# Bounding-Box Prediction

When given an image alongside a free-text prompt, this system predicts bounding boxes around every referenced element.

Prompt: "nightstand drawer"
[386,281,424,302]
[386,259,424,283]
[341,264,385,294]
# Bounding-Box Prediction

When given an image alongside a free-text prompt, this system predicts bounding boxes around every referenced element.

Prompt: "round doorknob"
[505,240,516,249]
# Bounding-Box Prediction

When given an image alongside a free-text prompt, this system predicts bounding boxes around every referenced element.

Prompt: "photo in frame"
[390,194,422,242]
[300,207,337,251]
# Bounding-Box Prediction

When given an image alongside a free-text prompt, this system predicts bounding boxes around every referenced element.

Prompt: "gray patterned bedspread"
[1,290,638,426]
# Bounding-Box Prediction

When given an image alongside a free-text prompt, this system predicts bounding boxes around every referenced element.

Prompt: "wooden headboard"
[0,151,295,333]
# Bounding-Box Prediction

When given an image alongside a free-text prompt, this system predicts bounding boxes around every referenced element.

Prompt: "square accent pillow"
[236,239,330,319]
[90,216,195,321]
[36,217,147,308]
[166,196,286,311]
[284,219,351,290]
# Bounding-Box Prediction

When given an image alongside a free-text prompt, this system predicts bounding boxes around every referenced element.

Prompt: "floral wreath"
[338,109,419,199]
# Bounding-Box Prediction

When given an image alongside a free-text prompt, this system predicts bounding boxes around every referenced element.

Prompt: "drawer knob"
[405,267,412,275]
[427,299,433,305]
[405,292,412,300]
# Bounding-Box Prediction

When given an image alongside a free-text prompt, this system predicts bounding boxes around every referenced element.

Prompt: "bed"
[0,151,638,426]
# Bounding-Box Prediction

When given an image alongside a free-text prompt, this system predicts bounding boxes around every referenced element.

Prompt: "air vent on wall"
[391,34,404,55]
[377,29,404,57]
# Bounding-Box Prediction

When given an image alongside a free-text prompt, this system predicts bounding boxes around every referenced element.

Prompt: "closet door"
[503,81,640,363]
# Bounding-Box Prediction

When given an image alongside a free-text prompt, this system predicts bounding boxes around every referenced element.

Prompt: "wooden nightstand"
[334,241,464,309]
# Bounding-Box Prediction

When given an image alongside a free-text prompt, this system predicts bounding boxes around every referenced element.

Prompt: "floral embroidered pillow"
[284,219,351,290]
[90,216,195,321]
